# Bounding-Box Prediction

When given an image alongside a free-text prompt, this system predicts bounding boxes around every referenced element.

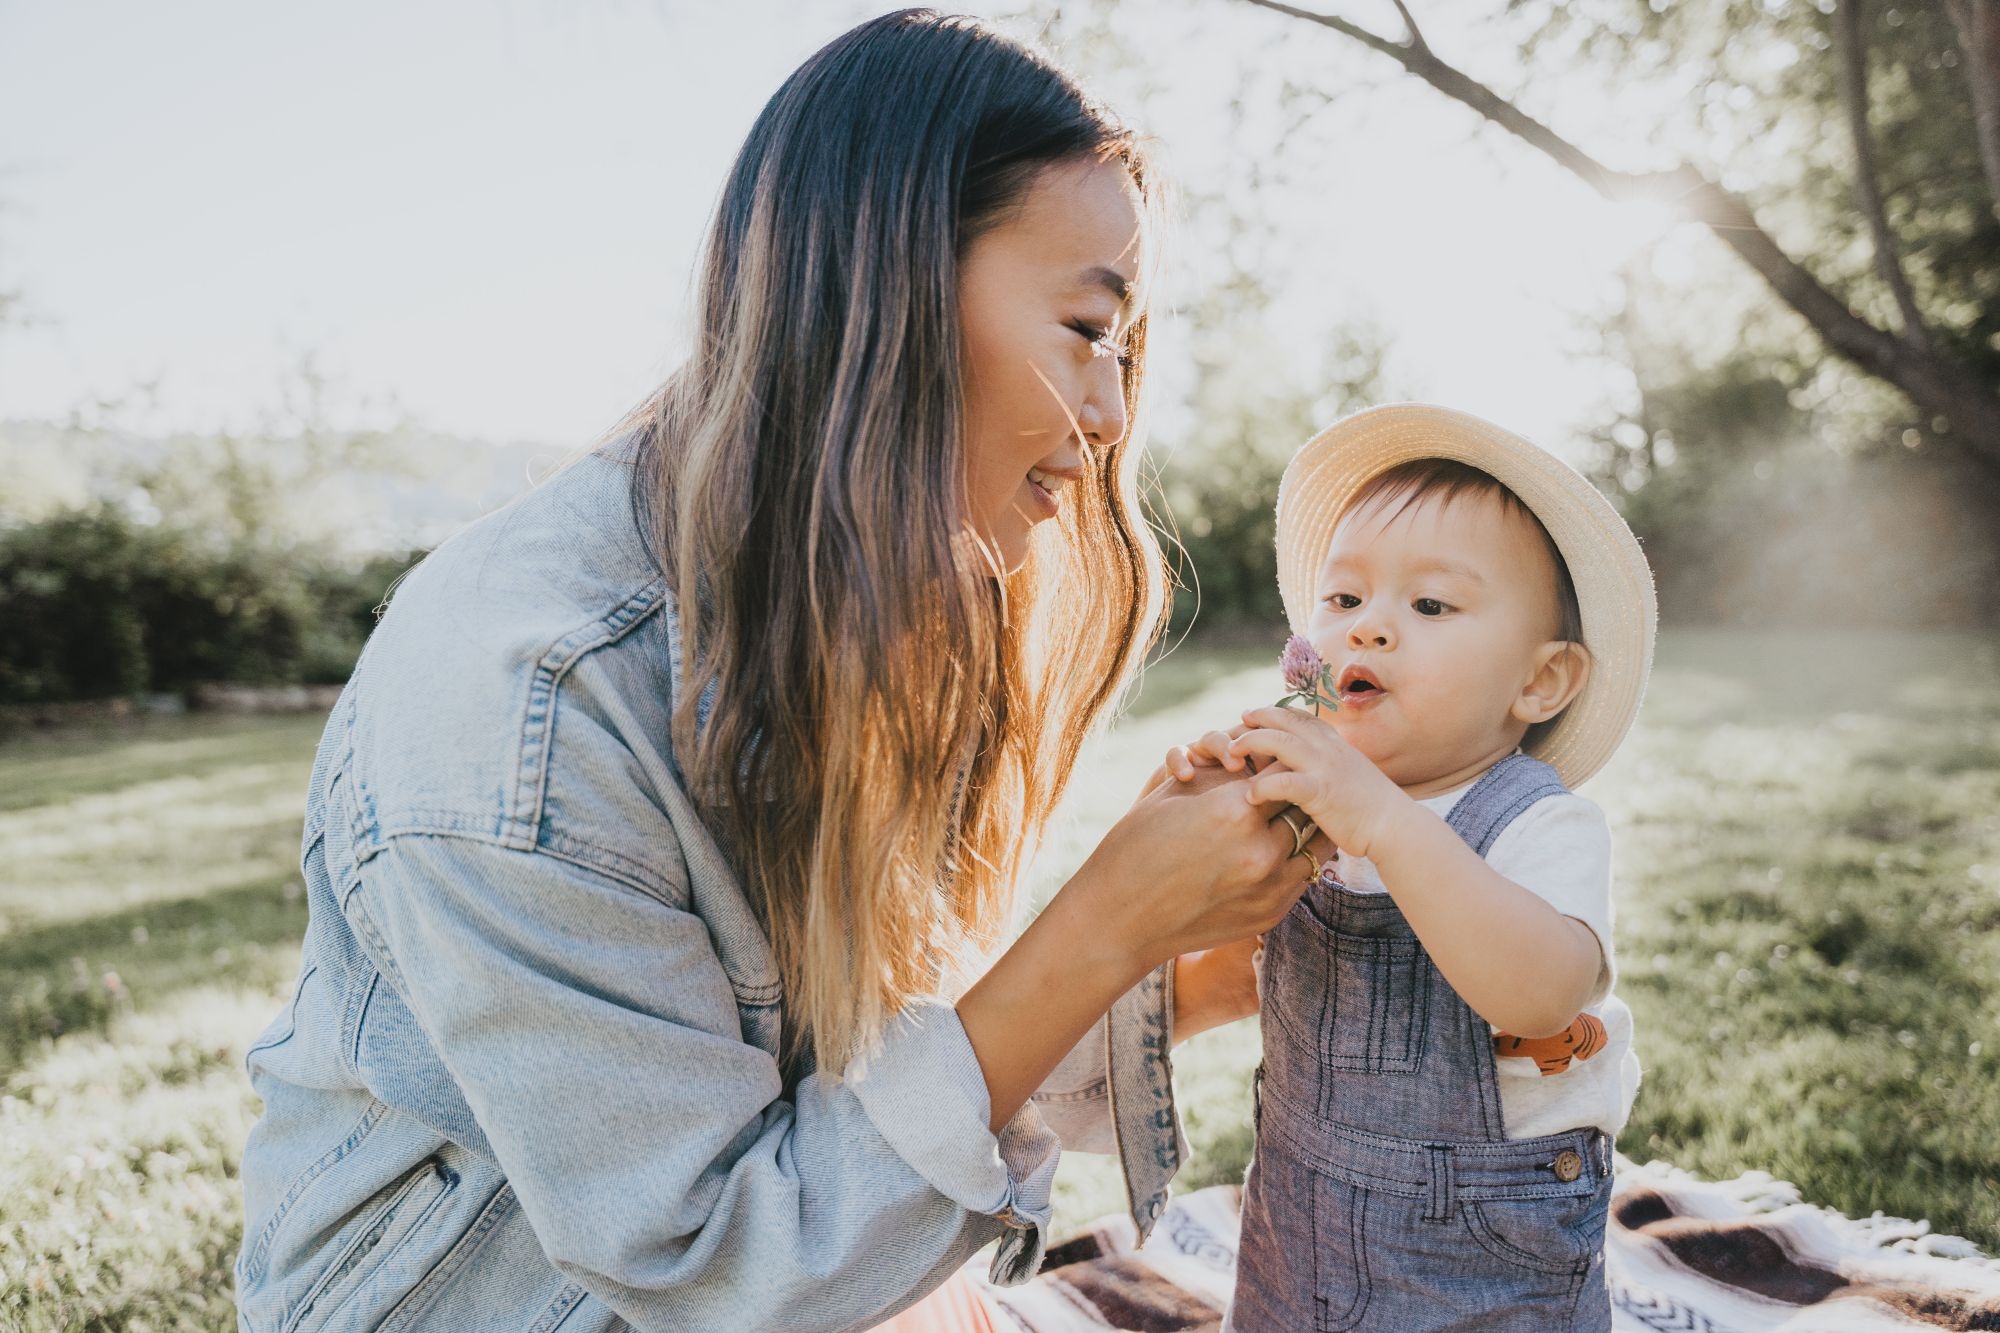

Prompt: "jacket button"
[1551,1149,1583,1182]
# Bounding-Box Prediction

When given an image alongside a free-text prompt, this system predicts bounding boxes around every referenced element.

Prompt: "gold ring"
[1277,809,1316,859]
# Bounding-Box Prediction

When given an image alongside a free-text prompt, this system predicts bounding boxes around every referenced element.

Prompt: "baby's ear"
[1513,640,1592,726]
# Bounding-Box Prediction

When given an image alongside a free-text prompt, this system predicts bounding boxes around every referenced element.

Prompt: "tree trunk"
[1945,0,2000,210]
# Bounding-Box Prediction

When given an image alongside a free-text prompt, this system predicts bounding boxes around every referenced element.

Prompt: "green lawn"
[2,629,1997,1328]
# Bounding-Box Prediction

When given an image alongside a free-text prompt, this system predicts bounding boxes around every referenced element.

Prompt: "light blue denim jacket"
[232,441,1184,1333]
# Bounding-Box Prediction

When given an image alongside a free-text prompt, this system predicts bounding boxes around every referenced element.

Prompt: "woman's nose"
[1076,360,1128,450]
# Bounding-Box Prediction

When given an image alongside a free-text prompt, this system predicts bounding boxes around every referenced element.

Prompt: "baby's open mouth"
[1337,665,1385,702]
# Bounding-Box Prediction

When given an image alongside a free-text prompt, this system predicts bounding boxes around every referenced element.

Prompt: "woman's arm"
[959,769,1301,1133]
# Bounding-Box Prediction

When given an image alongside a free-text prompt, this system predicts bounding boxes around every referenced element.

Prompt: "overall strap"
[1442,753,1570,858]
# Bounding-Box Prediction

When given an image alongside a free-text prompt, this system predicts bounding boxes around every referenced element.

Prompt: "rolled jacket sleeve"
[846,1001,1061,1278]
[341,831,1058,1331]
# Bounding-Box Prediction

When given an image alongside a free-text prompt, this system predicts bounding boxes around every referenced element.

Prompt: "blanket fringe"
[1618,1154,2000,1270]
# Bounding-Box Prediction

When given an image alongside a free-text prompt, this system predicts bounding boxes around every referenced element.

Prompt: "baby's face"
[1304,488,1579,793]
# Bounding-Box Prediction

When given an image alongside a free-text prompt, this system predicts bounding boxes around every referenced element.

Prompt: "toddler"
[1170,404,1656,1331]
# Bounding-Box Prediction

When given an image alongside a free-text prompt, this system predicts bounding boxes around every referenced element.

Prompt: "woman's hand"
[1076,760,1309,973]
[960,760,1304,1131]
[1228,705,1408,861]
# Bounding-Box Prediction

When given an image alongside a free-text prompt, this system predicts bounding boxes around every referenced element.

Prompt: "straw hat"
[1274,403,1658,790]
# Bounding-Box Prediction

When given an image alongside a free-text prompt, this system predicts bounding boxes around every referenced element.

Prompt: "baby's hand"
[1229,706,1407,860]
[1161,723,1251,783]
[1133,726,1248,807]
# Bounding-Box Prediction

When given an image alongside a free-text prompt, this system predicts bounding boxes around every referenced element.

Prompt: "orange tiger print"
[1492,1012,1608,1075]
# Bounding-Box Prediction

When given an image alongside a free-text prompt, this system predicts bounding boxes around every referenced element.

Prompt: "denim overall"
[1229,754,1615,1332]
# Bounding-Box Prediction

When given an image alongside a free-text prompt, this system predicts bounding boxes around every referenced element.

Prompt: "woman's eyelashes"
[1067,320,1130,365]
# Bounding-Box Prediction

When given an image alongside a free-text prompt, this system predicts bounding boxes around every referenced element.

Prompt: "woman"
[233,11,1306,1330]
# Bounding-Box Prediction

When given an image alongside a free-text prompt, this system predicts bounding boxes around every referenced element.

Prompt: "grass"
[2,629,1998,1327]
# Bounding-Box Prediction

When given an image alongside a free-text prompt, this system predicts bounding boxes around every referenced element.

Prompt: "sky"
[0,0,1698,464]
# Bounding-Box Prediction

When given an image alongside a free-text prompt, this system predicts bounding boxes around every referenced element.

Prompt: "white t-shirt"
[1321,763,1640,1142]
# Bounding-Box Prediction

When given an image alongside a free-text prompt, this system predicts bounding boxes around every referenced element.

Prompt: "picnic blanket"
[964,1158,2000,1331]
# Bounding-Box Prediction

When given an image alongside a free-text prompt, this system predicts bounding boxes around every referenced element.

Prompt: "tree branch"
[1388,0,1430,56]
[1236,0,2000,470]
[1943,0,2000,210]
[1835,0,1930,350]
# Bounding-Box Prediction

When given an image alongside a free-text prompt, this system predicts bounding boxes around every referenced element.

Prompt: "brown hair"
[620,11,1165,1075]
[1340,458,1586,749]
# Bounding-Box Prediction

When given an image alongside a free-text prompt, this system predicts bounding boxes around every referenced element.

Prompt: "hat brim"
[1274,403,1658,790]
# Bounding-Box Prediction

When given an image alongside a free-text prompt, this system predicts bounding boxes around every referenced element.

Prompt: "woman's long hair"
[623,9,1166,1075]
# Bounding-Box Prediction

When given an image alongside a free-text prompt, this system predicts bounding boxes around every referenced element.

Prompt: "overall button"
[1550,1149,1583,1182]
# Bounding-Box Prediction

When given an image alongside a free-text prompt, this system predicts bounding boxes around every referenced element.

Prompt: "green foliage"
[1591,343,2000,625]
[1514,0,1995,386]
[0,509,152,703]
[0,713,318,1327]
[1509,0,2000,620]
[0,505,420,705]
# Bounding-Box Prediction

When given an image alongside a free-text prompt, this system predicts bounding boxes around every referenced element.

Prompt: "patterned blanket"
[968,1160,2000,1331]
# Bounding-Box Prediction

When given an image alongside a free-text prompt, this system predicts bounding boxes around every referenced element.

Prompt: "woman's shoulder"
[332,441,690,897]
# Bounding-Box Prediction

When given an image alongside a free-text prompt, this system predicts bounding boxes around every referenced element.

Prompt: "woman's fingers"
[1097,772,1316,958]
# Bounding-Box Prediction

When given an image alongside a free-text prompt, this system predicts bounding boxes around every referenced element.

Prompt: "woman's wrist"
[957,860,1157,1133]
[1055,843,1172,981]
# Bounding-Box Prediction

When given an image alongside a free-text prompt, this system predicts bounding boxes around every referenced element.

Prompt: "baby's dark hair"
[1340,458,1586,749]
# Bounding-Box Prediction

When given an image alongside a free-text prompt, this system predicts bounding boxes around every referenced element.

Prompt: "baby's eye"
[1325,592,1360,610]
[1414,598,1450,617]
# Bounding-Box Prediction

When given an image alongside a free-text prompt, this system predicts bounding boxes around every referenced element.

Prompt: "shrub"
[0,506,424,704]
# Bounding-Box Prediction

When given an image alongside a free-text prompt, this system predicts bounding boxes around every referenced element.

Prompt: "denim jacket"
[232,442,1184,1333]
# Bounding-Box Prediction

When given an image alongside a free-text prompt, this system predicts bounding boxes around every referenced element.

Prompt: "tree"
[1236,0,2000,482]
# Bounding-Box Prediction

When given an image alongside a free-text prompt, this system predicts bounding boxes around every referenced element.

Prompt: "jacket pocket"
[372,1183,518,1333]
[283,1155,458,1333]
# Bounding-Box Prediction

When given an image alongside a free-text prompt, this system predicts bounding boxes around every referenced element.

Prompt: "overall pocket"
[1266,897,1432,1075]
[1460,1179,1609,1279]
[1310,1172,1373,1332]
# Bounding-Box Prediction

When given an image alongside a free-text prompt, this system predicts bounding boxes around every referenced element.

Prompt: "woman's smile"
[1025,464,1077,518]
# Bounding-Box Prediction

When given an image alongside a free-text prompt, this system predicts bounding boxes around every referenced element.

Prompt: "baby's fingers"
[1246,766,1314,809]
[1228,727,1304,774]
[1166,731,1246,781]
[1193,729,1245,772]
